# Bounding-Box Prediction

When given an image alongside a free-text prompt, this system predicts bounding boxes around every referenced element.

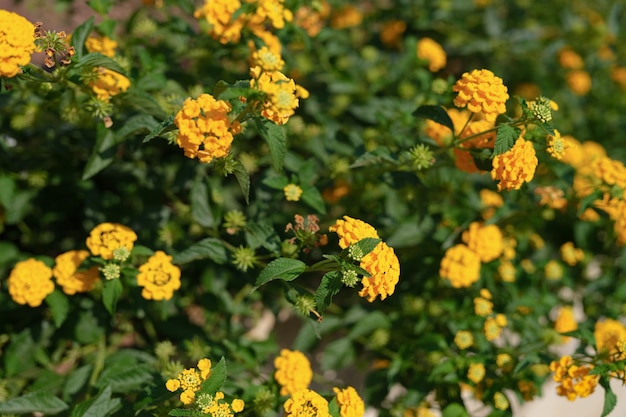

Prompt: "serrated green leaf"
[5,329,36,377]
[102,278,123,316]
[131,245,155,257]
[442,403,469,417]
[83,124,116,180]
[314,271,343,313]
[63,365,93,401]
[320,338,354,371]
[0,391,68,414]
[46,289,70,328]
[245,222,281,254]
[121,88,168,119]
[0,175,15,208]
[353,237,382,257]
[70,386,121,417]
[262,174,289,189]
[191,177,214,228]
[493,124,520,156]
[600,377,618,417]
[347,311,390,339]
[70,17,94,58]
[233,161,250,204]
[95,364,153,393]
[143,114,176,143]
[172,238,227,265]
[413,105,454,131]
[328,397,340,417]
[256,118,286,171]
[350,147,395,168]
[71,52,125,74]
[115,114,159,141]
[198,357,227,396]
[168,409,196,417]
[254,258,307,289]
[301,185,326,214]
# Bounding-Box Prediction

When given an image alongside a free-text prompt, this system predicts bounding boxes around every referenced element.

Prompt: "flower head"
[554,306,577,343]
[251,46,284,72]
[594,318,626,360]
[417,37,446,72]
[274,349,312,396]
[454,330,474,350]
[284,184,303,201]
[250,68,301,125]
[549,355,599,400]
[491,136,538,191]
[333,386,365,417]
[85,35,118,57]
[8,258,55,307]
[462,222,503,263]
[328,216,379,249]
[440,244,481,288]
[493,392,509,410]
[86,222,138,260]
[89,67,130,101]
[560,242,584,266]
[452,69,509,121]
[53,250,100,295]
[194,0,245,44]
[0,10,36,78]
[174,94,241,163]
[358,241,400,302]
[165,358,212,405]
[467,363,486,384]
[567,70,592,96]
[136,251,181,300]
[284,389,330,417]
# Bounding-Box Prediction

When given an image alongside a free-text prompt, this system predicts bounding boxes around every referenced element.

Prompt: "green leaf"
[442,403,469,417]
[314,271,343,313]
[63,365,93,401]
[102,278,123,316]
[256,118,286,171]
[353,237,382,257]
[70,17,95,58]
[191,177,214,228]
[245,222,281,254]
[172,238,227,265]
[0,391,68,414]
[4,329,37,377]
[131,245,155,257]
[347,311,390,339]
[46,289,70,328]
[71,52,125,75]
[328,397,341,417]
[198,357,227,396]
[493,124,520,156]
[82,124,116,180]
[577,189,604,217]
[95,364,153,394]
[301,185,326,214]
[350,147,395,168]
[0,175,15,208]
[413,105,454,132]
[320,338,354,371]
[168,409,196,417]
[600,377,617,417]
[87,0,113,15]
[143,114,176,143]
[115,115,159,141]
[121,88,168,119]
[70,386,121,417]
[254,258,307,289]
[262,174,289,189]
[233,161,250,204]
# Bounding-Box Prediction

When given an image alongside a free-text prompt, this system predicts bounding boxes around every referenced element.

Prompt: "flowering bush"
[2,1,626,417]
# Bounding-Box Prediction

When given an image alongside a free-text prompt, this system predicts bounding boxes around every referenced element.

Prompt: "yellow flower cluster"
[329,216,400,302]
[535,185,567,211]
[439,244,481,288]
[8,258,55,307]
[196,391,244,416]
[493,392,509,410]
[251,45,285,72]
[594,318,626,360]
[136,251,181,300]
[544,260,563,280]
[479,189,503,219]
[274,349,313,396]
[380,20,406,48]
[491,136,538,191]
[554,306,577,343]
[165,358,212,405]
[0,10,35,78]
[333,386,365,417]
[483,314,507,341]
[53,250,100,295]
[283,184,303,201]
[174,93,242,163]
[424,108,469,147]
[250,66,306,125]
[452,69,509,122]
[467,363,486,384]
[560,242,584,266]
[474,289,493,316]
[330,5,362,29]
[85,35,118,57]
[549,356,599,401]
[417,37,446,72]
[86,222,138,260]
[462,222,503,262]
[89,67,131,101]
[454,330,474,349]
[558,47,584,69]
[284,389,331,417]
[567,70,592,96]
[294,1,330,37]
[546,129,567,160]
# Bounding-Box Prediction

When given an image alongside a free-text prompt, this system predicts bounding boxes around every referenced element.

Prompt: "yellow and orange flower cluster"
[0,10,36,78]
[549,355,599,400]
[554,306,577,343]
[452,69,509,122]
[417,37,446,72]
[136,251,181,300]
[85,35,118,57]
[294,1,330,37]
[166,358,212,405]
[86,222,138,260]
[558,46,592,96]
[84,34,129,101]
[53,250,100,295]
[491,136,538,191]
[249,65,307,125]
[329,216,400,302]
[462,222,503,263]
[174,93,242,163]
[333,386,365,417]
[284,389,331,417]
[594,318,626,360]
[274,349,313,396]
[7,258,55,307]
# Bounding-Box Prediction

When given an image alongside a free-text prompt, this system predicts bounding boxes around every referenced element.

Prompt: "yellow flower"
[330,5,362,29]
[454,330,474,350]
[491,136,538,191]
[452,69,509,122]
[333,386,365,417]
[231,398,245,413]
[474,296,493,316]
[498,261,516,282]
[554,306,577,343]
[283,184,303,201]
[194,0,245,44]
[439,244,481,288]
[165,359,212,405]
[8,258,55,307]
[250,68,301,125]
[329,215,379,249]
[89,67,130,101]
[284,389,330,417]
[594,318,626,359]
[467,363,485,384]
[483,316,504,341]
[174,93,242,163]
[417,37,446,72]
[424,108,470,147]
[380,20,406,48]
[560,242,584,266]
[53,250,100,295]
[546,129,567,160]
[136,251,181,301]
[558,47,584,69]
[358,241,400,302]
[295,1,330,37]
[274,349,312,396]
[535,186,567,211]
[86,222,138,260]
[566,70,592,96]
[549,355,599,400]
[544,260,563,280]
[251,46,284,72]
[493,392,509,410]
[0,10,36,78]
[85,35,117,57]
[462,222,503,263]
[496,353,513,370]
[479,189,503,219]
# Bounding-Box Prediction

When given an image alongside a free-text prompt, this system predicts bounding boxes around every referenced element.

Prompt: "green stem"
[88,336,107,390]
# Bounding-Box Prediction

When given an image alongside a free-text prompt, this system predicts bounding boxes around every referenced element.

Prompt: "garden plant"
[2,0,626,416]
